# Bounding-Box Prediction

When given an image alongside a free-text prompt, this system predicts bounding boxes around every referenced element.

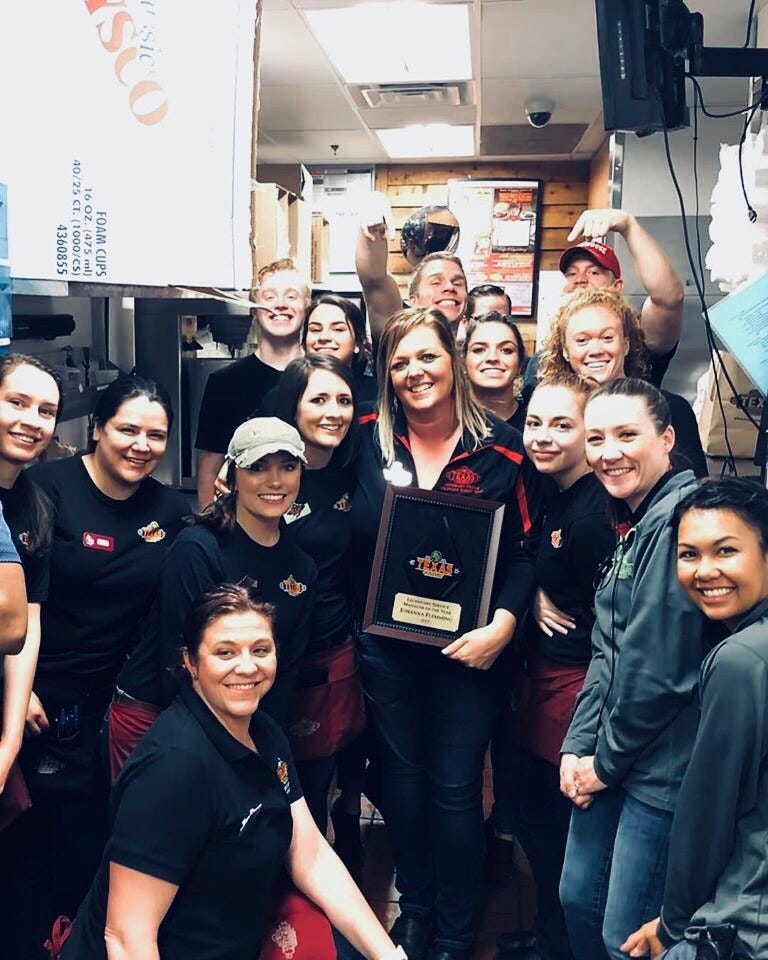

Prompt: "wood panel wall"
[374,161,591,321]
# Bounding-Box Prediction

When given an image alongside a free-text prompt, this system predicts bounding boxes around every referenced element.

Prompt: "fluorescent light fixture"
[304,3,472,85]
[375,124,475,158]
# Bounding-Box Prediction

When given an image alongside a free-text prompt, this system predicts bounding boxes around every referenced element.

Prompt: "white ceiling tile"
[481,1,600,80]
[259,84,363,131]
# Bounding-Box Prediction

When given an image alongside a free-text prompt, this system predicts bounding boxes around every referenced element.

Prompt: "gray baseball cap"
[226,417,307,468]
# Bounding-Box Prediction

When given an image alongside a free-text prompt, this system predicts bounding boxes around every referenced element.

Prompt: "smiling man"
[195,259,309,507]
[356,213,468,343]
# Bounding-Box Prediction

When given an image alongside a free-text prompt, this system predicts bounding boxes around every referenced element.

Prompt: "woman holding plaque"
[557,378,706,960]
[351,307,542,960]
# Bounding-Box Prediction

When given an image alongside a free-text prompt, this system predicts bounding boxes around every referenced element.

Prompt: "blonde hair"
[252,258,310,302]
[538,288,649,382]
[375,308,490,466]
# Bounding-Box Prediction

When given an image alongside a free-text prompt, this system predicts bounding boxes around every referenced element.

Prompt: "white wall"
[621,113,746,217]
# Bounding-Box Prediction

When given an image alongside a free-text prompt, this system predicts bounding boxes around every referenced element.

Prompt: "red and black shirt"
[350,405,542,624]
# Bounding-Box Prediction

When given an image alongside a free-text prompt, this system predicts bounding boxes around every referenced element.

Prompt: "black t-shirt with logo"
[195,354,283,455]
[524,472,617,666]
[158,522,317,727]
[0,478,50,602]
[29,456,189,704]
[61,683,302,960]
[282,460,353,652]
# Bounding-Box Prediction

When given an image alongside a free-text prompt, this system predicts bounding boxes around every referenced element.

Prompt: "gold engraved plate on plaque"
[392,593,461,633]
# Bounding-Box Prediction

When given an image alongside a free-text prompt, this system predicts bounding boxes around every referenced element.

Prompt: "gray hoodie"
[659,598,768,959]
[561,470,706,811]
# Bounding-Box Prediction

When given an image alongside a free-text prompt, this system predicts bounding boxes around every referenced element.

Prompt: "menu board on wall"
[448,180,541,317]
[0,0,257,289]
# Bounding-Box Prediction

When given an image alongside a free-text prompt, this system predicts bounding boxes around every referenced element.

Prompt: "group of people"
[0,201,764,960]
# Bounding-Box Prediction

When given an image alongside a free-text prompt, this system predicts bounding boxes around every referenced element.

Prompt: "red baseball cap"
[559,240,621,280]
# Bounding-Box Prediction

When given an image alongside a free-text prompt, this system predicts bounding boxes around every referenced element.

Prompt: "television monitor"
[594,0,689,135]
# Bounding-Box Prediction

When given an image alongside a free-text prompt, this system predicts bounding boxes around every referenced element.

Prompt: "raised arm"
[355,196,403,345]
[569,209,684,354]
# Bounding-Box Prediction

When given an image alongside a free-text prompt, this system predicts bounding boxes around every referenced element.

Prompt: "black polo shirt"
[159,522,318,725]
[524,472,616,666]
[195,354,283,455]
[62,684,302,960]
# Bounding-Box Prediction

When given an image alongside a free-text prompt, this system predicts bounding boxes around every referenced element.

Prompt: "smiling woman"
[351,307,542,959]
[558,378,707,960]
[59,583,399,960]
[1,376,190,955]
[157,417,318,738]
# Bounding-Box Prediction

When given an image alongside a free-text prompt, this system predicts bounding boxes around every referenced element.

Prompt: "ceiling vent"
[359,83,465,109]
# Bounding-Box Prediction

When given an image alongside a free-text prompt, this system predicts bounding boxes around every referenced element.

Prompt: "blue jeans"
[357,633,504,951]
[559,788,672,960]
[661,943,696,959]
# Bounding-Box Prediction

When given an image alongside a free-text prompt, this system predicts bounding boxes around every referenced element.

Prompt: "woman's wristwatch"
[378,946,408,960]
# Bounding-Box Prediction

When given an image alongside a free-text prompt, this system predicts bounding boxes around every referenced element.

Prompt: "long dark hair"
[0,355,62,557]
[89,375,174,451]
[274,355,358,466]
[302,295,371,376]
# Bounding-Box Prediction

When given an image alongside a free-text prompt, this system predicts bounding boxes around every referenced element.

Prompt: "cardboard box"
[251,182,290,278]
[311,213,330,284]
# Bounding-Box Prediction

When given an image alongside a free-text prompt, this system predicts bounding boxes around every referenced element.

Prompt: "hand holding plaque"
[363,487,505,647]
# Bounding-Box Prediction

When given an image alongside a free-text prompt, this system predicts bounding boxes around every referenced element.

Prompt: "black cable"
[691,86,738,473]
[686,76,764,119]
[739,100,761,223]
[656,85,760,482]
[744,0,757,47]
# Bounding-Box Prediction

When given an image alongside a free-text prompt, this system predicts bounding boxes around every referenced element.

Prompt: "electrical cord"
[691,89,738,474]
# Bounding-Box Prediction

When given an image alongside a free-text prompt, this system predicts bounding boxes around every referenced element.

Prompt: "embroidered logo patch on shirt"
[137,520,166,542]
[279,574,307,597]
[271,920,298,958]
[550,529,563,549]
[283,502,311,524]
[333,492,351,512]
[82,531,115,552]
[441,465,482,495]
[275,758,291,794]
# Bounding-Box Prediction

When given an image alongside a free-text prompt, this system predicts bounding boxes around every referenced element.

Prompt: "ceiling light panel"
[304,3,472,85]
[375,123,475,158]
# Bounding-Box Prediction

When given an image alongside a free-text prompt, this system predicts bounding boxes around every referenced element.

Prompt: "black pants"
[504,745,574,960]
[0,790,108,960]
[1,706,109,960]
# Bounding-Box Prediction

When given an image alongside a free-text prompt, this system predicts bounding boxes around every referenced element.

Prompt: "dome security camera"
[525,97,555,128]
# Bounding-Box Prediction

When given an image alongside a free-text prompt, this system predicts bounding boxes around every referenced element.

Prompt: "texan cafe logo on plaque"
[409,549,460,581]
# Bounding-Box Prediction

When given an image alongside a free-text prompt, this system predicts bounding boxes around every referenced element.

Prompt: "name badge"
[82,531,115,552]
